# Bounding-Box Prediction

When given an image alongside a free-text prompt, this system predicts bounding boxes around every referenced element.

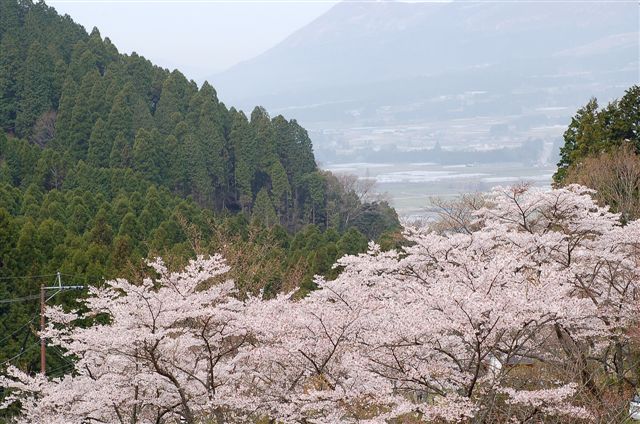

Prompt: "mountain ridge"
[211,0,638,160]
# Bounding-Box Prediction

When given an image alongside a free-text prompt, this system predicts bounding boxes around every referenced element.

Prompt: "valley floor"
[324,161,556,219]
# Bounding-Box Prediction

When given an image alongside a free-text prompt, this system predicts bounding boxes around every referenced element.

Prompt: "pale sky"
[45,0,339,82]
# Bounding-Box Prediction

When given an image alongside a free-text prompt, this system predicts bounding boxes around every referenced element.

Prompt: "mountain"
[212,0,639,162]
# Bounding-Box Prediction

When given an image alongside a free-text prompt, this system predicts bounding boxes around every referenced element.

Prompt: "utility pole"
[39,272,84,376]
[40,284,45,375]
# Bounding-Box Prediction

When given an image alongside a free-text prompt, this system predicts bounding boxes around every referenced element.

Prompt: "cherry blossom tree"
[2,185,639,423]
[235,185,639,422]
[1,255,250,424]
[475,185,640,398]
[235,278,395,423]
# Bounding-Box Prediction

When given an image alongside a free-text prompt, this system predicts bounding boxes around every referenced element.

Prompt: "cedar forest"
[0,0,400,387]
[1,0,639,423]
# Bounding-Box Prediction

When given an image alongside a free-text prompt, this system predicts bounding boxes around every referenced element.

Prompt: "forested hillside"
[0,0,399,380]
[0,0,398,228]
[553,85,639,221]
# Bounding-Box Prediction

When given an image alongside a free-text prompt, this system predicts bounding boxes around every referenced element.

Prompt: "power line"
[0,341,40,368]
[39,273,85,375]
[0,273,59,281]
[60,272,104,281]
[0,294,41,304]
[0,272,86,376]
[0,273,85,304]
[50,346,75,368]
[0,289,87,305]
[0,285,64,369]
[0,314,38,345]
[45,363,73,377]
[46,291,61,302]
[0,294,67,308]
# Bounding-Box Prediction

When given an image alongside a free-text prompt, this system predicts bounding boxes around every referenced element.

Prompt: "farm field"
[325,162,557,218]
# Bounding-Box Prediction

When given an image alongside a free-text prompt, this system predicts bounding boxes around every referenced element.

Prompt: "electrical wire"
[0,341,40,368]
[0,273,58,281]
[0,294,41,304]
[46,290,61,302]
[0,315,38,345]
[50,346,76,369]
[0,276,85,305]
[0,289,71,369]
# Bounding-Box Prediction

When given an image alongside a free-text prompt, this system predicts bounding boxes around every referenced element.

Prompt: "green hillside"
[0,0,399,380]
[553,85,639,221]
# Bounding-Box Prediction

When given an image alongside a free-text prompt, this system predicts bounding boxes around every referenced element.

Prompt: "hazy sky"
[45,0,338,82]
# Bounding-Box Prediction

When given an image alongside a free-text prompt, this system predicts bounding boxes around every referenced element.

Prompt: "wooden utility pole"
[40,284,46,375]
[39,272,84,377]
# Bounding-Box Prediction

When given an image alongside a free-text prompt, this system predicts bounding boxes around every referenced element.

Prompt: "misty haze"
[2,0,640,422]
[213,0,638,216]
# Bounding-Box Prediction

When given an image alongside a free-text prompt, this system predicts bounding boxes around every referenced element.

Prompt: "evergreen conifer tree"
[106,85,134,143]
[15,42,54,138]
[0,34,22,133]
[132,128,166,184]
[252,187,278,227]
[269,160,291,220]
[154,70,193,135]
[68,70,100,159]
[109,132,131,168]
[53,77,79,149]
[87,118,111,167]
[229,111,256,210]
